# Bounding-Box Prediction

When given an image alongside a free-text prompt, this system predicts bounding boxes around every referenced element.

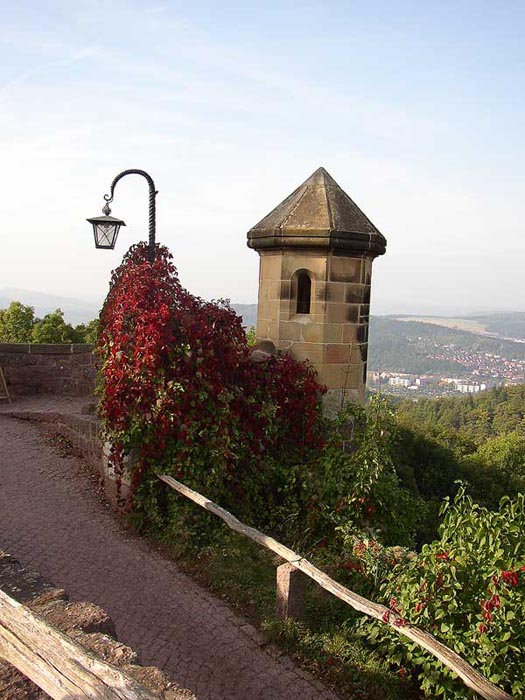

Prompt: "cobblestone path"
[0,413,340,700]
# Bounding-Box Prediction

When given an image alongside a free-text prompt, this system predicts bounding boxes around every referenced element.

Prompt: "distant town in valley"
[367,314,525,398]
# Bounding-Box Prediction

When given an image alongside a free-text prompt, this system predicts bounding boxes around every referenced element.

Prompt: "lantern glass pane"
[94,222,120,249]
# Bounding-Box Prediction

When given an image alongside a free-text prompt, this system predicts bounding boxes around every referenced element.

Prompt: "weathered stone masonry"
[0,343,96,397]
[0,344,103,498]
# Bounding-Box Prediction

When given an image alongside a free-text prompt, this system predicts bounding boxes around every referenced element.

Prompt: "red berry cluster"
[477,567,522,635]
[480,594,500,622]
[501,570,520,587]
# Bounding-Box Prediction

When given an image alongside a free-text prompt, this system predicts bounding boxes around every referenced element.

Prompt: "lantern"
[87,203,126,250]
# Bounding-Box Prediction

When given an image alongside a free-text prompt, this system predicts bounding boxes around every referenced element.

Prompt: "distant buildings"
[388,375,412,388]
[368,371,490,396]
[368,339,525,397]
[455,381,488,394]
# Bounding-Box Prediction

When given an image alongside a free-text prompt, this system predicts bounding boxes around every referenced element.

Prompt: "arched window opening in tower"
[297,273,312,314]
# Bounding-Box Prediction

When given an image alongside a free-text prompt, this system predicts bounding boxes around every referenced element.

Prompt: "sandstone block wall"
[256,251,372,403]
[0,344,96,396]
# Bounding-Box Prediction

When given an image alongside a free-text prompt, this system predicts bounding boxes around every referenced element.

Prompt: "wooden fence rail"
[158,473,513,700]
[0,589,159,700]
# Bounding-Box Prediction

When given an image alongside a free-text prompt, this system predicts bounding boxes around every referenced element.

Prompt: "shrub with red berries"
[358,486,525,698]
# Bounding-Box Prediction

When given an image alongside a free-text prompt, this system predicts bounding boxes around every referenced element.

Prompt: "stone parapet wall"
[2,400,125,508]
[0,344,96,396]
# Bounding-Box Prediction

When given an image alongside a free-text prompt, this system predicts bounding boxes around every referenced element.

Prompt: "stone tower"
[247,167,386,409]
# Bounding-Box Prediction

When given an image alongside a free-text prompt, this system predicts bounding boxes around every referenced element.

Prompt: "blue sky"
[1,1,524,314]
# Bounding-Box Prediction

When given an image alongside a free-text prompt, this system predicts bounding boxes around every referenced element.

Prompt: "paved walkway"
[0,399,340,700]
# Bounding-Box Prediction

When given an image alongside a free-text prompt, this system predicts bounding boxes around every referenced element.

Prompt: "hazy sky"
[1,0,524,315]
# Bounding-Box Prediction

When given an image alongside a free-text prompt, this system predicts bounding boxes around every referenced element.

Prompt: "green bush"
[302,397,430,551]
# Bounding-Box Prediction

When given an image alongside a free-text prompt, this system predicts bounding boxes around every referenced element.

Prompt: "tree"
[0,302,35,342]
[477,430,525,473]
[84,318,99,344]
[32,309,76,344]
[0,301,99,345]
[465,431,525,505]
[71,318,99,344]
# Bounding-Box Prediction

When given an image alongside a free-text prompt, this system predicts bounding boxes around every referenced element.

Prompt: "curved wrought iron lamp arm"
[103,169,158,262]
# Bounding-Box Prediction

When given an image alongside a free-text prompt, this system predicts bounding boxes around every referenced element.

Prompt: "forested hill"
[367,316,525,375]
[395,384,525,446]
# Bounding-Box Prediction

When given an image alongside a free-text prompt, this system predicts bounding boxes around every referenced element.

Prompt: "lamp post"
[87,169,158,263]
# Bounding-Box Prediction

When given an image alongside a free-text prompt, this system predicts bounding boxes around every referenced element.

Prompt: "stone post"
[276,563,306,619]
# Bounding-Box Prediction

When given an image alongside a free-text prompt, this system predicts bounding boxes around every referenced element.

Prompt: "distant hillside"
[394,312,525,342]
[2,289,524,361]
[0,288,259,329]
[0,288,101,325]
[231,304,257,328]
[368,316,525,375]
[471,313,525,340]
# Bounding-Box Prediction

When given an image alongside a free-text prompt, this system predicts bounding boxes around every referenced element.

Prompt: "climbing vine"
[96,242,325,525]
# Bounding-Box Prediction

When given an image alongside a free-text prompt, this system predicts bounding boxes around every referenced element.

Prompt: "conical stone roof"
[247,167,386,256]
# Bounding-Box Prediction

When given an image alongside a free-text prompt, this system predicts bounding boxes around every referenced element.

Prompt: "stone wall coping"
[0,343,93,355]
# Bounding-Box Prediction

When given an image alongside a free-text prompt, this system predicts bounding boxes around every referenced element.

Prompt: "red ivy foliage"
[96,243,325,506]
